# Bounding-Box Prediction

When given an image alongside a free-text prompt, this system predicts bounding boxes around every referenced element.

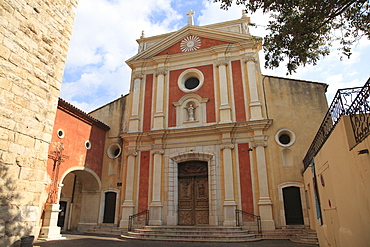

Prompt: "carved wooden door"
[178,161,209,225]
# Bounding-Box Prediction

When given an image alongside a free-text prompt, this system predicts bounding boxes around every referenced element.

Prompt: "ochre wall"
[304,117,370,247]
[263,76,328,227]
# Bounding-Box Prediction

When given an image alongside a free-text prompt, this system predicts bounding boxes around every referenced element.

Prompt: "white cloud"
[62,0,369,112]
[62,0,185,111]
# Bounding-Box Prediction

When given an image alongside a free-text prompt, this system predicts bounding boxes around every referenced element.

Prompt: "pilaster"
[245,56,263,120]
[153,69,167,130]
[221,144,237,226]
[252,139,275,230]
[216,59,232,123]
[129,74,143,132]
[119,151,137,228]
[149,149,164,225]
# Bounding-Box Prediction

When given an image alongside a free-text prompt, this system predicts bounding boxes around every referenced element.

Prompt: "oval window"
[85,140,91,150]
[184,77,200,90]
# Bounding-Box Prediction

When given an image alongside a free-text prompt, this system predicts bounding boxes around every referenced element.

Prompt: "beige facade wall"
[263,76,328,228]
[0,1,78,245]
[89,96,127,225]
[303,117,370,247]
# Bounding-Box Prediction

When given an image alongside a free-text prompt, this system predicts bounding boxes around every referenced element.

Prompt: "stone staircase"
[86,224,127,236]
[121,226,262,243]
[290,229,319,245]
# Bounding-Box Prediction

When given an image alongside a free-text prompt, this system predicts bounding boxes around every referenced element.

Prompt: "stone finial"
[187,9,195,25]
[140,30,145,39]
[242,10,247,18]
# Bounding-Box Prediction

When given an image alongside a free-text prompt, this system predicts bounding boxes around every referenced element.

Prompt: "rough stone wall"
[0,1,78,245]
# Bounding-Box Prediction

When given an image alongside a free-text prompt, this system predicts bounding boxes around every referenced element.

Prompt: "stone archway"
[166,152,219,226]
[58,167,101,232]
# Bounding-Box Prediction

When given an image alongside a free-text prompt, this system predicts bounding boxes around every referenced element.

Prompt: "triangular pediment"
[126,18,261,64]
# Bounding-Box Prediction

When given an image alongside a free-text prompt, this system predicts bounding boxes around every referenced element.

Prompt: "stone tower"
[0,1,79,245]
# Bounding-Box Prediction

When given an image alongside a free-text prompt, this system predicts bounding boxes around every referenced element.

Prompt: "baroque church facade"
[3,10,330,243]
[81,12,328,232]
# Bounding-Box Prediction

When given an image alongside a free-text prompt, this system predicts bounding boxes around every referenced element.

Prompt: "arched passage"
[58,167,101,232]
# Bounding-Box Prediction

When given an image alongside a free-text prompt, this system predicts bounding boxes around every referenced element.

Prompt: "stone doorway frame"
[278,182,309,227]
[166,152,220,226]
[99,188,120,225]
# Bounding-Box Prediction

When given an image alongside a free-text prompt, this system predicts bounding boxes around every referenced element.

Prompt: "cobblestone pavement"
[34,233,318,247]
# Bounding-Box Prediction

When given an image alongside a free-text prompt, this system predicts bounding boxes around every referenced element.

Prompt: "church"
[44,11,328,240]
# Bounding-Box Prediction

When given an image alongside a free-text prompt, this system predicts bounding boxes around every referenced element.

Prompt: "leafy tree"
[214,0,370,74]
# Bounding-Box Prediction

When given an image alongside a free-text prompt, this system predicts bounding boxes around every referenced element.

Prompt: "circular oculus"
[180,35,201,52]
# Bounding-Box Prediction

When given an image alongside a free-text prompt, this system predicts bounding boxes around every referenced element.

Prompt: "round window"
[279,134,291,145]
[85,140,91,150]
[275,128,296,147]
[107,143,121,159]
[185,77,199,90]
[57,129,65,139]
[178,69,204,93]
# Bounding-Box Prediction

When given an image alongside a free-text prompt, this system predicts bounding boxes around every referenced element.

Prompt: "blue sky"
[61,0,370,112]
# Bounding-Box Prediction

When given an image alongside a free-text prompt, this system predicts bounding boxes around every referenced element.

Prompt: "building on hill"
[86,11,329,234]
[302,78,370,247]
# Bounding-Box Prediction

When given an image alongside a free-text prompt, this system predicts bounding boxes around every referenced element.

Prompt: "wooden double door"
[178,161,209,225]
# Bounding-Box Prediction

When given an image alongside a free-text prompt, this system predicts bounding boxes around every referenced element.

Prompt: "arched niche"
[173,93,209,127]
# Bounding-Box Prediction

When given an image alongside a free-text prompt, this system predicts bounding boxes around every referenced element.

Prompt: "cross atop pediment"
[187,9,195,26]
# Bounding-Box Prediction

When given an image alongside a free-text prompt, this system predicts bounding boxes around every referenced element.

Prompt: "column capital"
[221,144,234,150]
[126,151,138,157]
[152,149,165,155]
[252,141,267,148]
[132,73,144,80]
[216,59,229,67]
[244,56,256,63]
[155,69,167,76]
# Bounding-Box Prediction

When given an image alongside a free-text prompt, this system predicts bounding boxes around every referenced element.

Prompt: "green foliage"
[214,0,370,74]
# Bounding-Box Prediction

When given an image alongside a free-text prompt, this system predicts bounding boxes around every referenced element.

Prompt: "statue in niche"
[187,104,195,121]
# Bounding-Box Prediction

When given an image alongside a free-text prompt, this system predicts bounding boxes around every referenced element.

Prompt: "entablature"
[120,119,272,151]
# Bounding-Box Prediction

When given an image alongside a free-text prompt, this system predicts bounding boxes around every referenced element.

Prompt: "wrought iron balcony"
[348,79,370,146]
[303,78,370,170]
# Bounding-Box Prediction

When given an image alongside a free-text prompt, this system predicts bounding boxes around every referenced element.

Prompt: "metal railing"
[303,86,363,169]
[235,209,262,236]
[128,210,149,232]
[348,78,370,147]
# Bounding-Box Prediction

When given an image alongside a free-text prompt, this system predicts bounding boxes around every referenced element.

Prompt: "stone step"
[134,229,250,236]
[121,226,261,243]
[121,235,262,243]
[86,226,127,236]
[290,229,319,245]
[142,226,244,232]
[127,231,257,240]
[290,236,319,245]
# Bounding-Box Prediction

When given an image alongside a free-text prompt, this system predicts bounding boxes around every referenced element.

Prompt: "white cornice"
[126,25,261,66]
[127,39,262,70]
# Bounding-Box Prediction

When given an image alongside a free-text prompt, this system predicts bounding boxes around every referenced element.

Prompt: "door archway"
[58,167,101,232]
[278,182,308,226]
[178,161,209,225]
[103,192,117,223]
